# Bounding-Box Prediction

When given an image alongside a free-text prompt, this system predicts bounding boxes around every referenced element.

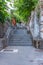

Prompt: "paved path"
[0,46,43,65]
[0,28,43,65]
[9,28,32,46]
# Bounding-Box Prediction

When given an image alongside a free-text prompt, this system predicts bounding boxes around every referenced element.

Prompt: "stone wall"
[0,21,12,50]
[0,23,4,38]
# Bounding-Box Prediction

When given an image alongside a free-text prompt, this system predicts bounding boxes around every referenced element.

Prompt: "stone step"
[12,37,31,39]
[10,36,31,40]
[13,35,30,38]
[9,39,32,46]
[11,39,31,42]
[9,40,32,46]
[9,38,32,41]
[9,39,32,41]
[9,42,32,46]
[9,41,32,43]
[9,28,32,46]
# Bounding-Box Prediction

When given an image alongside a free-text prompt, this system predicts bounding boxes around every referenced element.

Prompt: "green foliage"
[0,0,8,23]
[0,0,38,24]
[0,0,11,24]
[14,0,38,22]
[0,0,2,2]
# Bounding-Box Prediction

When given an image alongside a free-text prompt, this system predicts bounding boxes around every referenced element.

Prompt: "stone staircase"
[9,29,32,46]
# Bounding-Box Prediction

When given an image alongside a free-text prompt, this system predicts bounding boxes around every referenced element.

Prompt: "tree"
[13,0,38,23]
